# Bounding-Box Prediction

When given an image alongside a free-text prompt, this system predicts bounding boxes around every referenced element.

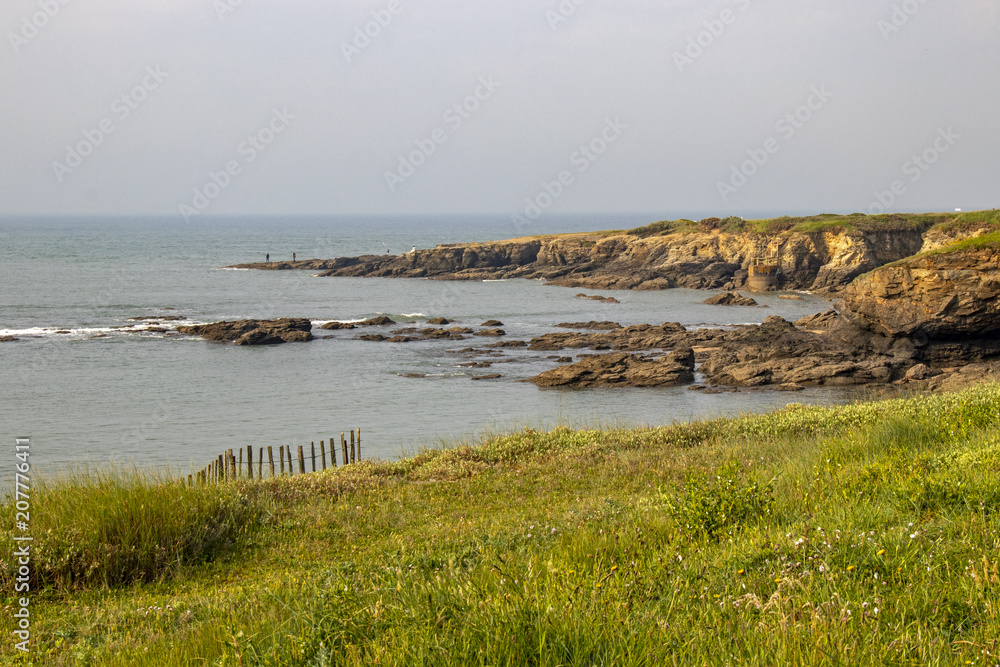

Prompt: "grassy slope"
[625,209,1000,238]
[2,385,1000,666]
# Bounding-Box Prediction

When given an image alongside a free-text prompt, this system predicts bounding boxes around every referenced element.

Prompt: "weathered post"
[350,430,356,464]
[297,445,306,474]
[311,442,316,472]
[268,446,275,477]
[279,446,285,475]
[320,440,327,470]
[341,433,348,466]
[247,446,254,480]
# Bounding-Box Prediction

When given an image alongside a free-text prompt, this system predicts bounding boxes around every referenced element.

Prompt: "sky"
[0,0,997,220]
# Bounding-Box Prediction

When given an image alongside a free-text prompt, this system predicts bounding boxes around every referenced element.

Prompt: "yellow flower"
[847,565,855,572]
[877,549,886,556]
[774,578,781,583]
[737,569,745,575]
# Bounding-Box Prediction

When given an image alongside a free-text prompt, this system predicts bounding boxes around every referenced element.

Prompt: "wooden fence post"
[357,428,361,462]
[279,446,285,475]
[331,435,337,467]
[341,433,348,466]
[350,430,356,464]
[287,447,294,474]
[258,447,264,479]
[218,454,224,481]
[268,446,275,477]
[320,440,327,470]
[247,446,253,480]
[297,445,306,474]
[238,448,243,478]
[311,442,316,472]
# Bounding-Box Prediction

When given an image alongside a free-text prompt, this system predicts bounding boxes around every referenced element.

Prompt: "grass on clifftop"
[3,385,1000,666]
[627,209,1000,238]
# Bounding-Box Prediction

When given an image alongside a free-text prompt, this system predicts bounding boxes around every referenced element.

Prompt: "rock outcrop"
[227,223,940,292]
[837,244,1000,340]
[177,318,313,345]
[530,348,695,388]
[703,291,758,306]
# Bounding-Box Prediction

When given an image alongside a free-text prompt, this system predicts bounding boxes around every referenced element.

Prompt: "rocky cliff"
[837,237,1000,340]
[228,211,999,293]
[232,228,923,292]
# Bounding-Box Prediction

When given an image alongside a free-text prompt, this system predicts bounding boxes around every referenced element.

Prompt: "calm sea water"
[0,215,850,475]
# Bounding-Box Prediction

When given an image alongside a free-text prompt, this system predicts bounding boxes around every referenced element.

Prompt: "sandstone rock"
[794,310,842,330]
[358,316,397,326]
[837,245,1000,339]
[529,349,695,388]
[0,336,18,342]
[778,294,804,300]
[234,330,285,346]
[481,320,504,326]
[320,321,356,330]
[474,328,506,337]
[471,374,503,380]
[704,291,758,306]
[177,318,313,345]
[486,340,527,348]
[427,317,452,325]
[359,334,387,342]
[904,363,937,380]
[237,217,939,292]
[555,321,623,330]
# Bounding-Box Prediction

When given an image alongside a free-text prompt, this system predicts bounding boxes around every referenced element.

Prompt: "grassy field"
[3,384,1000,666]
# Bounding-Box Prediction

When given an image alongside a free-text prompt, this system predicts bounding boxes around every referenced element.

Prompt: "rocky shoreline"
[226,212,997,293]
[199,212,1000,392]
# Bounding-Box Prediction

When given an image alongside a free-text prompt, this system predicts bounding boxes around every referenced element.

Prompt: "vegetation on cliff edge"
[627,209,1000,239]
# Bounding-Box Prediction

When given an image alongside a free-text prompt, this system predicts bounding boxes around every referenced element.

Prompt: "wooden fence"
[190,429,362,484]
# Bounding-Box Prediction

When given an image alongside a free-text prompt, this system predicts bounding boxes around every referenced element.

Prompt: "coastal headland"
[214,211,1000,391]
[228,210,999,293]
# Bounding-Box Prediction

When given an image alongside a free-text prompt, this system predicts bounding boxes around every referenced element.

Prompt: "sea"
[0,214,855,477]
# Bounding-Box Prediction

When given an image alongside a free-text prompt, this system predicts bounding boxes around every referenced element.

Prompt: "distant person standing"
[292,252,296,262]
[266,253,269,262]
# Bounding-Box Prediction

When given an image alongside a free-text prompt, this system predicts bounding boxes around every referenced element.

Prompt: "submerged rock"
[178,318,314,346]
[703,291,758,306]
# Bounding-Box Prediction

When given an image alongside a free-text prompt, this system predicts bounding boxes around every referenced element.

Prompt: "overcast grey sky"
[1,0,997,219]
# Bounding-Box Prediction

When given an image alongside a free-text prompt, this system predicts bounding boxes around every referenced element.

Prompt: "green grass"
[625,209,1000,239]
[3,385,1000,665]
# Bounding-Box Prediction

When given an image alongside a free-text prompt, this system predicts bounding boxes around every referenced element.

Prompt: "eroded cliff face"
[837,246,1000,339]
[283,228,926,292]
